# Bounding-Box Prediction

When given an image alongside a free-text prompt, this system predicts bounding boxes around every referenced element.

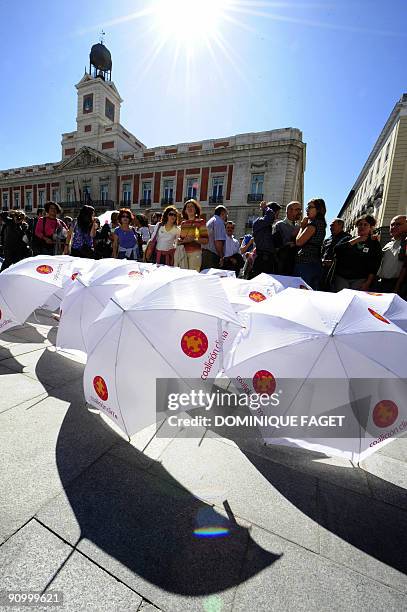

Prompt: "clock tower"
[61,41,144,160]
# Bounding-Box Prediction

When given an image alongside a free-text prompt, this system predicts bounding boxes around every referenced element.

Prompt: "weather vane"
[99,30,105,44]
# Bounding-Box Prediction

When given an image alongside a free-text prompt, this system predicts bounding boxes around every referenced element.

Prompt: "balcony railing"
[184,195,198,202]
[209,195,224,204]
[58,200,115,211]
[120,199,133,206]
[161,197,174,206]
[247,193,264,203]
[139,198,152,207]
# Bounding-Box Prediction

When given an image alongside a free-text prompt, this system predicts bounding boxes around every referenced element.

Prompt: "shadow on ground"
[34,348,279,597]
[33,344,407,591]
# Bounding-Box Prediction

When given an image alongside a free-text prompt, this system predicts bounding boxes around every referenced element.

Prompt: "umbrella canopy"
[83,271,243,438]
[224,288,407,462]
[220,276,310,312]
[339,288,407,332]
[41,256,97,312]
[0,300,19,335]
[200,268,236,278]
[254,273,312,291]
[97,210,117,226]
[56,259,154,353]
[0,255,72,331]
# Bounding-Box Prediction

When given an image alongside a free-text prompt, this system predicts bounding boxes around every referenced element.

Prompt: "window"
[66,186,74,203]
[163,179,174,200]
[250,174,264,194]
[105,98,115,122]
[385,141,391,161]
[83,93,93,114]
[121,183,131,203]
[100,184,109,202]
[25,191,32,211]
[51,188,60,202]
[2,192,8,209]
[212,176,224,199]
[14,192,20,208]
[186,177,199,199]
[142,181,152,201]
[83,185,91,203]
[38,190,45,207]
[375,156,381,175]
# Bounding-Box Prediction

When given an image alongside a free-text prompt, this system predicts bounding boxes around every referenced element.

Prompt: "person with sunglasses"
[112,208,139,260]
[155,206,180,266]
[294,198,327,289]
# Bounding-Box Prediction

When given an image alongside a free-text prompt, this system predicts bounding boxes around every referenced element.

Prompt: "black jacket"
[3,219,32,263]
[322,231,351,261]
[334,236,382,280]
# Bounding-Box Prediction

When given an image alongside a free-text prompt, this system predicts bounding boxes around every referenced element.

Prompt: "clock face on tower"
[83,94,93,114]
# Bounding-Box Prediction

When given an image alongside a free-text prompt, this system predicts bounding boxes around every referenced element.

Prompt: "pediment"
[75,74,93,88]
[59,146,118,170]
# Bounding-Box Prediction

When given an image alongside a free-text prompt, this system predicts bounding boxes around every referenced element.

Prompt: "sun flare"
[153,0,232,46]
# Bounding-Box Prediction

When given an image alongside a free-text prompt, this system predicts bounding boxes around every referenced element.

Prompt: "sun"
[153,0,231,46]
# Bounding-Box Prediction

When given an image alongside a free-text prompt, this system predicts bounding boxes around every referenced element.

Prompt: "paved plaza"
[0,311,406,611]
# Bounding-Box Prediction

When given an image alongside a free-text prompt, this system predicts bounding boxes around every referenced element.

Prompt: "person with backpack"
[33,202,67,256]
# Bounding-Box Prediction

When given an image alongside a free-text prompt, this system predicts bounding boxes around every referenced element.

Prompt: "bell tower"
[61,38,144,160]
[75,39,122,130]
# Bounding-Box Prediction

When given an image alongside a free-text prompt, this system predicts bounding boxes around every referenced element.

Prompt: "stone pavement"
[0,311,406,612]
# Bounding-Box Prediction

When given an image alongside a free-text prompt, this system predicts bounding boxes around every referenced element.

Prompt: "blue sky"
[0,0,406,219]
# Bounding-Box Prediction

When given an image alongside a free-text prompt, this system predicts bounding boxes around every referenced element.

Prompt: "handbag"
[144,223,161,263]
[174,243,188,268]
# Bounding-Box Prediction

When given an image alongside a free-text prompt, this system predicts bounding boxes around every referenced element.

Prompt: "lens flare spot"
[193,527,230,538]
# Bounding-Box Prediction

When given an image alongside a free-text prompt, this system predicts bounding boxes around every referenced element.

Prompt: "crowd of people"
[0,198,406,298]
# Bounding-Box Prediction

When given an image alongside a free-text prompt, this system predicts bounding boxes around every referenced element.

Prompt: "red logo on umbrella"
[93,376,108,401]
[299,285,309,290]
[366,292,383,296]
[373,400,398,428]
[128,270,143,278]
[181,329,208,358]
[368,308,390,324]
[249,291,266,303]
[71,272,79,281]
[253,370,276,394]
[36,264,54,275]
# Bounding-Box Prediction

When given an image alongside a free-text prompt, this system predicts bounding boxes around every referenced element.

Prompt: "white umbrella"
[41,257,97,312]
[0,300,19,335]
[56,259,153,353]
[339,288,407,332]
[83,271,243,438]
[219,277,294,312]
[224,288,407,462]
[254,273,312,291]
[0,255,72,331]
[97,210,117,226]
[200,268,236,278]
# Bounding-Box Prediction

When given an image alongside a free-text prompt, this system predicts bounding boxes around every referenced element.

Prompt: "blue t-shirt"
[114,227,137,249]
[206,215,227,254]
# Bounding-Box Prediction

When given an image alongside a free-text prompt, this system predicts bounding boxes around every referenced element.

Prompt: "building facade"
[339,94,407,239]
[0,43,306,235]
